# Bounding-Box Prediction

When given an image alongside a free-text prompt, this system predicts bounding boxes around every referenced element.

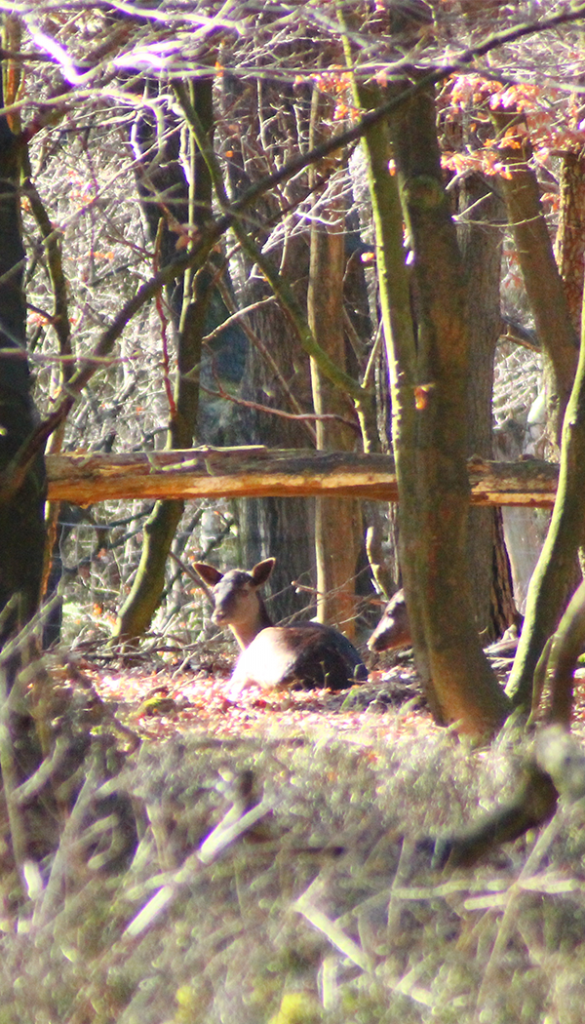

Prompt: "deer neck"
[230,598,273,649]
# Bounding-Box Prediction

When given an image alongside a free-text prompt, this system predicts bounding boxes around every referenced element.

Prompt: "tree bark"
[493,118,585,708]
[0,52,46,644]
[458,174,515,638]
[554,151,585,337]
[506,306,585,708]
[340,8,508,734]
[337,0,512,735]
[178,75,326,620]
[308,93,360,638]
[115,78,213,639]
[236,86,320,618]
[493,109,578,447]
[385,83,511,736]
[239,332,319,620]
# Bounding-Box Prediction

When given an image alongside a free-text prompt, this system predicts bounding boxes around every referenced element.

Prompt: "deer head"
[194,558,276,649]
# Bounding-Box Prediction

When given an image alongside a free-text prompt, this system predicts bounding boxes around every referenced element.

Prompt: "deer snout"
[211,606,230,626]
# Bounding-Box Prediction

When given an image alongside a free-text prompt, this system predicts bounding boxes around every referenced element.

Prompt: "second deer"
[368,589,521,654]
[368,589,412,653]
[194,558,367,692]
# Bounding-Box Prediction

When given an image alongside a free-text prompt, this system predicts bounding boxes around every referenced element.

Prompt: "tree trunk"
[238,298,317,621]
[0,41,47,876]
[506,313,585,707]
[341,8,512,737]
[223,79,317,621]
[0,60,46,645]
[385,84,511,736]
[458,174,516,638]
[495,122,585,707]
[490,508,518,637]
[308,94,360,638]
[115,79,213,639]
[493,109,578,447]
[554,151,585,336]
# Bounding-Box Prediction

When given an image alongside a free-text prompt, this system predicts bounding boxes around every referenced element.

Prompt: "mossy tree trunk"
[494,116,585,707]
[506,300,585,707]
[386,84,511,736]
[348,62,511,735]
[115,79,213,640]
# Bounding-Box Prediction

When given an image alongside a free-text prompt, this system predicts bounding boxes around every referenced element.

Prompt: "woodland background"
[2,0,559,657]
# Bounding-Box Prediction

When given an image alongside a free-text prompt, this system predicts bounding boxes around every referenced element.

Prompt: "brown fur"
[368,590,523,654]
[368,589,412,653]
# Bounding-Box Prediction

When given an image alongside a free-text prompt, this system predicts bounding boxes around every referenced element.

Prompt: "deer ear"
[193,563,223,587]
[250,558,276,587]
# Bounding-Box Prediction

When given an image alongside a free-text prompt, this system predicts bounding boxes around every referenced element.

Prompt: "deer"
[368,589,412,653]
[194,557,367,692]
[368,589,522,655]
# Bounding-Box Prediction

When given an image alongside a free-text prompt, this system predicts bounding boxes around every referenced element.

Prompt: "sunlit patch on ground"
[69,646,585,748]
[83,656,437,745]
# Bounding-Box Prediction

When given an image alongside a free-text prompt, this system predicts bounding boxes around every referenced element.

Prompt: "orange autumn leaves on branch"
[442,75,585,182]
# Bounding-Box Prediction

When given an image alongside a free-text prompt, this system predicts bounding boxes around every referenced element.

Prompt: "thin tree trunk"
[115,79,213,639]
[308,93,360,638]
[458,174,515,637]
[495,119,585,706]
[493,109,578,447]
[506,308,585,707]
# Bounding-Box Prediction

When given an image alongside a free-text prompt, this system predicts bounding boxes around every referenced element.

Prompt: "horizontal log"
[45,447,560,508]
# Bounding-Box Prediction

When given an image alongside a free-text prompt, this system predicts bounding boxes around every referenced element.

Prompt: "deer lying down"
[368,589,522,654]
[194,558,367,692]
[368,589,411,653]
[370,589,415,651]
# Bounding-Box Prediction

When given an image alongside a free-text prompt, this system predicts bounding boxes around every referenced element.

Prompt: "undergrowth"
[1,697,584,1024]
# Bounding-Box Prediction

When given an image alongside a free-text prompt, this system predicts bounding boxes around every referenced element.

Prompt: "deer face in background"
[368,589,412,653]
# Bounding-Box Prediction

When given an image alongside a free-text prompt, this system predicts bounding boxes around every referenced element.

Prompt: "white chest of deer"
[195,558,366,692]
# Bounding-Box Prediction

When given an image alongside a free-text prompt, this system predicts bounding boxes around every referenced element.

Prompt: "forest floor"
[5,643,585,1024]
[87,645,434,748]
[80,636,585,745]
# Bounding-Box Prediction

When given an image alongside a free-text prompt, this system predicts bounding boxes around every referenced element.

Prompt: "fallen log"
[45,447,560,508]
